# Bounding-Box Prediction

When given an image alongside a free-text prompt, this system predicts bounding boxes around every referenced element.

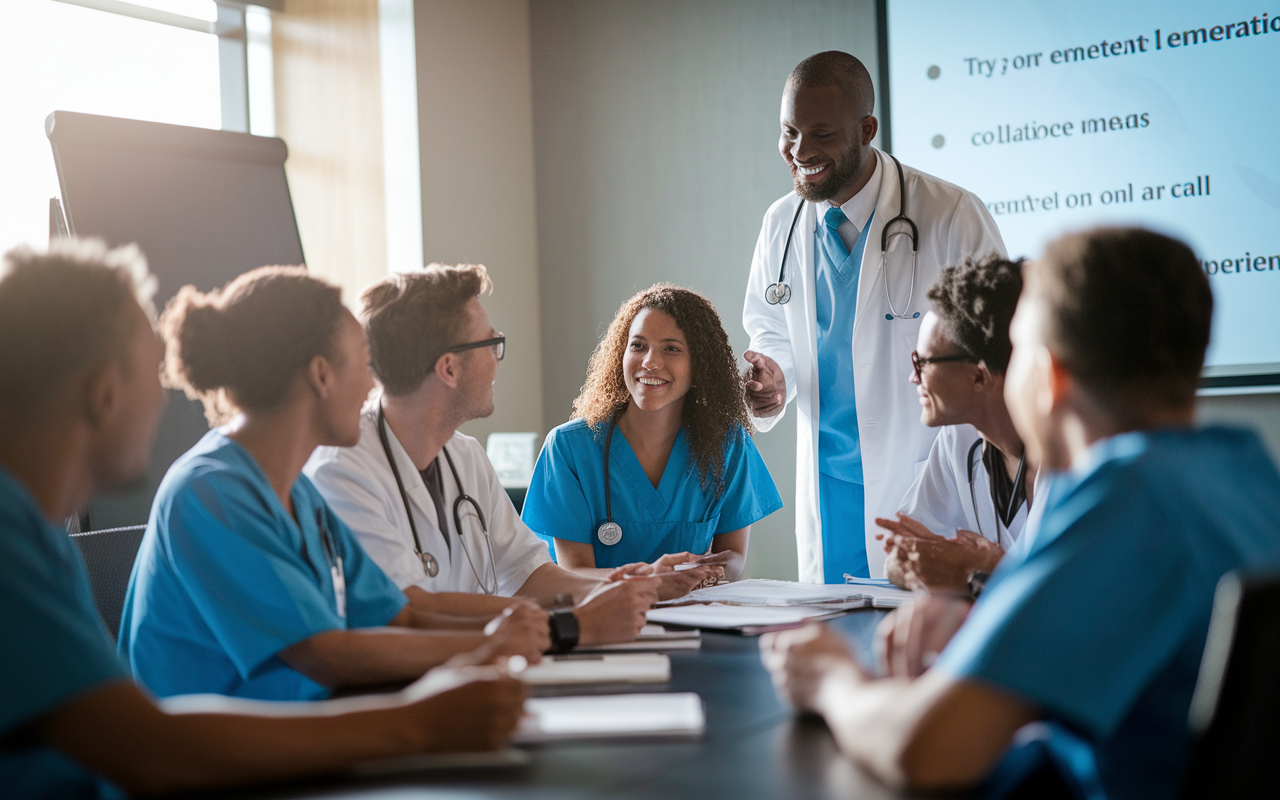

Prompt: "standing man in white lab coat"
[743,51,1005,583]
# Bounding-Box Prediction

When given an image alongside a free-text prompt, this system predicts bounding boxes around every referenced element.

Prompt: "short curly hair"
[159,266,346,425]
[927,255,1025,374]
[572,284,750,495]
[0,239,156,413]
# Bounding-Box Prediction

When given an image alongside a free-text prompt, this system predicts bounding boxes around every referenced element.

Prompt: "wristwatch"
[548,609,580,653]
[968,570,991,600]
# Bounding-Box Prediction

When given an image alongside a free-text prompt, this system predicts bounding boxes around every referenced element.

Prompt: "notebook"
[512,692,705,743]
[518,653,671,685]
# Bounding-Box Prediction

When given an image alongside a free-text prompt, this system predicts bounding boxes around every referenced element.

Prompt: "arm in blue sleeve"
[162,469,345,679]
[522,426,596,545]
[715,428,784,534]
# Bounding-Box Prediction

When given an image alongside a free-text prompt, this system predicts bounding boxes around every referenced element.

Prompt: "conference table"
[237,610,914,800]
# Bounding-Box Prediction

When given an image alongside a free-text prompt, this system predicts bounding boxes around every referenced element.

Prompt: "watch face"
[420,551,439,577]
[597,521,623,546]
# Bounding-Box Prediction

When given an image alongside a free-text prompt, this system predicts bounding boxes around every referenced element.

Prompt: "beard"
[792,139,864,202]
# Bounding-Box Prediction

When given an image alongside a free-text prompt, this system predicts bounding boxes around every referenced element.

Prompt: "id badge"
[331,557,347,618]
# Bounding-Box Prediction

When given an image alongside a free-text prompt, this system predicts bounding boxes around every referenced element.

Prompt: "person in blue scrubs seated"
[120,266,550,701]
[762,226,1280,800]
[875,255,1036,594]
[0,241,524,799]
[523,284,783,581]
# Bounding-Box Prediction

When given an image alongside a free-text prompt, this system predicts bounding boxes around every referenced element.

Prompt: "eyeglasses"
[448,333,505,361]
[911,349,977,381]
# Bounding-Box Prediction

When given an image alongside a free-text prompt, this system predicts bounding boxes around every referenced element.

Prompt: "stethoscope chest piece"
[597,521,623,546]
[766,282,791,305]
[420,550,440,578]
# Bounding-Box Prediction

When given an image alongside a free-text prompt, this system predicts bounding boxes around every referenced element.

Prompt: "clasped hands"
[875,513,1003,593]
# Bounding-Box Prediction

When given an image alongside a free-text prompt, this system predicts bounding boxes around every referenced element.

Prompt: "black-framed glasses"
[911,349,977,381]
[448,334,505,361]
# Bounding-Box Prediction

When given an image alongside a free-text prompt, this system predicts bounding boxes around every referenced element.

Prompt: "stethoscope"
[376,402,499,594]
[965,438,1026,550]
[312,510,346,618]
[766,153,921,320]
[596,415,623,546]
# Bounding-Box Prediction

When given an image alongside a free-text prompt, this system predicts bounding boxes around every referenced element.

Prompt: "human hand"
[874,592,972,679]
[760,623,866,714]
[743,351,786,418]
[409,667,528,752]
[876,515,1003,593]
[466,604,551,665]
[607,556,720,600]
[575,575,661,645]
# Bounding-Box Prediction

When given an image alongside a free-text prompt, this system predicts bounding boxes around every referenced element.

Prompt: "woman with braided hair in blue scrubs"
[523,284,783,582]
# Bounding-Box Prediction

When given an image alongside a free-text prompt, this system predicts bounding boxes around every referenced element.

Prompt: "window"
[0,0,275,255]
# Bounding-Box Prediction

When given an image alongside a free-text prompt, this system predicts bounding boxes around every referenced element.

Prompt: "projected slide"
[887,0,1280,381]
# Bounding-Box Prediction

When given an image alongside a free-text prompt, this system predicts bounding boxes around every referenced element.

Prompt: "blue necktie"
[823,207,851,263]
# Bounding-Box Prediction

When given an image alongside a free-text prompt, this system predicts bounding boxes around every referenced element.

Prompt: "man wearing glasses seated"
[875,255,1039,595]
[306,264,713,653]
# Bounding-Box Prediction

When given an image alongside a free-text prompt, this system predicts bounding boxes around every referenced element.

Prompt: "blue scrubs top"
[118,429,407,701]
[0,467,128,800]
[936,427,1280,800]
[521,419,783,568]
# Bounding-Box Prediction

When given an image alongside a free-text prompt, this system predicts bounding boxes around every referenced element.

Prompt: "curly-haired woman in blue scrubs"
[523,284,783,581]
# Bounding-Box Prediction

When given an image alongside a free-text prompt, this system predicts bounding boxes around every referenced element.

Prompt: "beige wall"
[414,0,545,444]
[273,0,389,304]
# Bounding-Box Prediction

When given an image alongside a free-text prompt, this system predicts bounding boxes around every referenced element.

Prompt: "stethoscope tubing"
[965,438,1027,550]
[603,415,617,525]
[766,154,919,319]
[376,402,499,593]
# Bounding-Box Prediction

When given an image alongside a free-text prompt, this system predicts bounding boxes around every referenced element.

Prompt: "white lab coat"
[897,424,1034,551]
[304,406,551,596]
[743,147,1006,581]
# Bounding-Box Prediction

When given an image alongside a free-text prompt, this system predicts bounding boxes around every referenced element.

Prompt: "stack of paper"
[517,653,671,685]
[573,623,702,653]
[645,602,846,634]
[660,578,915,610]
[513,692,705,743]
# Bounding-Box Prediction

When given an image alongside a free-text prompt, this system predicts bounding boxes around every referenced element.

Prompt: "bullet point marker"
[927,65,940,79]
[932,135,945,148]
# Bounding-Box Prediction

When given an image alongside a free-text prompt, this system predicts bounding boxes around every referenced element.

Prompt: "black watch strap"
[548,610,580,653]
[968,570,991,600]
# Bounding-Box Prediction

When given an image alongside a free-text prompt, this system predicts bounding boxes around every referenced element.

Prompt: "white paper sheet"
[513,693,705,743]
[646,602,844,632]
[658,578,915,609]
[517,653,671,685]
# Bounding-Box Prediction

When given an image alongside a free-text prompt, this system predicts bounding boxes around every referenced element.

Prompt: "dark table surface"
[241,610,907,800]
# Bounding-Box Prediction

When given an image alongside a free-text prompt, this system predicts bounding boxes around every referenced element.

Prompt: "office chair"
[70,525,146,642]
[1179,569,1280,798]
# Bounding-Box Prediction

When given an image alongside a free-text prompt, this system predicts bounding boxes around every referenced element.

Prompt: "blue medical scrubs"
[936,427,1280,800]
[119,429,407,701]
[521,419,783,568]
[815,208,873,581]
[0,467,128,800]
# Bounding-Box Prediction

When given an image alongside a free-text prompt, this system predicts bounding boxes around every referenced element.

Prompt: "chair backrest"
[70,525,146,642]
[1180,570,1280,798]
